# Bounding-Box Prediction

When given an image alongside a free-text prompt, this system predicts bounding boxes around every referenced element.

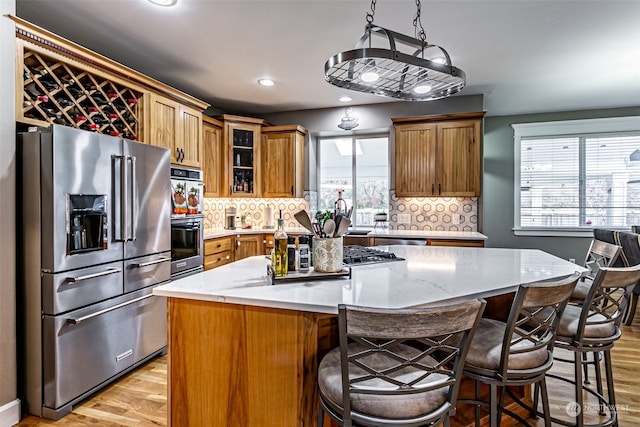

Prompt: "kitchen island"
[153,245,583,426]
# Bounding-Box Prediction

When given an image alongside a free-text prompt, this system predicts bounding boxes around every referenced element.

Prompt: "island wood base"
[167,297,530,426]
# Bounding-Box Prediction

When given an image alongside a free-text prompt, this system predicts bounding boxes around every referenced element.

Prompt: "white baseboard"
[0,399,20,427]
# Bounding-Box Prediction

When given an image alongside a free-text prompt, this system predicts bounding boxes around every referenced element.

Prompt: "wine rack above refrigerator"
[19,48,142,141]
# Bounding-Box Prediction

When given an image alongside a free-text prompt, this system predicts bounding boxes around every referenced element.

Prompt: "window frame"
[316,132,390,228]
[513,116,640,237]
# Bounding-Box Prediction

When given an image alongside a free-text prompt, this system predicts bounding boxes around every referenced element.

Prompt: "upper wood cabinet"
[261,125,307,198]
[219,115,267,198]
[202,116,225,198]
[149,93,202,168]
[392,111,485,197]
[13,16,208,158]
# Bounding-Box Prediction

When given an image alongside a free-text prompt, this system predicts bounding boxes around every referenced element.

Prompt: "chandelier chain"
[413,0,427,42]
[366,0,376,23]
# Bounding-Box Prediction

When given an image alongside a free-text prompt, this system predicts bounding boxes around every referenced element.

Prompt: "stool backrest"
[575,265,640,344]
[337,299,485,425]
[500,272,581,379]
[583,239,621,280]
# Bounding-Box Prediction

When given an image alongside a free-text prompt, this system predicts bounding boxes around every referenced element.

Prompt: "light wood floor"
[15,318,640,426]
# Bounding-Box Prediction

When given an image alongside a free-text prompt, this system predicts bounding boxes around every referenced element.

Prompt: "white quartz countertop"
[204,227,312,239]
[367,229,487,240]
[204,227,487,240]
[154,245,584,314]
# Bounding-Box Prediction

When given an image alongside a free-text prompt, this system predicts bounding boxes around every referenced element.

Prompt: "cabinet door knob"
[438,183,441,195]
[431,183,434,195]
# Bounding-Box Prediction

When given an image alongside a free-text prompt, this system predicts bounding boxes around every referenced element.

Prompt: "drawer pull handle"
[67,294,154,324]
[66,267,122,283]
[132,257,171,268]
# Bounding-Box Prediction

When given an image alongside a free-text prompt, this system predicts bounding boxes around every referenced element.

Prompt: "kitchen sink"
[344,229,371,236]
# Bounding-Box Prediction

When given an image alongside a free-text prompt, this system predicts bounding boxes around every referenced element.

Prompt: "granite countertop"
[154,245,584,314]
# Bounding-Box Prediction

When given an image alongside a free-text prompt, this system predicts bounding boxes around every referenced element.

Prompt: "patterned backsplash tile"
[203,195,310,229]
[203,191,477,231]
[389,191,478,231]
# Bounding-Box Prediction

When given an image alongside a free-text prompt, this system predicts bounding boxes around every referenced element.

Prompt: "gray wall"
[0,1,18,425]
[483,107,640,261]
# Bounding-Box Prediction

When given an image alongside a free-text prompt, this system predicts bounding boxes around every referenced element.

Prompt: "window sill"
[513,228,596,237]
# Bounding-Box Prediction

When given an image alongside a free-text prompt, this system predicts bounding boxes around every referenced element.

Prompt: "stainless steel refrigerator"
[17,124,171,420]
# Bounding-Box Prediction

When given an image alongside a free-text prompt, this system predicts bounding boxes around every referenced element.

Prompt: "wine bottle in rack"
[25,82,45,98]
[90,91,109,104]
[55,96,75,107]
[67,83,90,96]
[26,64,47,77]
[39,75,60,91]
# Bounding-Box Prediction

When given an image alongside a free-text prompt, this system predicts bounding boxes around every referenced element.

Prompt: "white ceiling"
[15,0,640,117]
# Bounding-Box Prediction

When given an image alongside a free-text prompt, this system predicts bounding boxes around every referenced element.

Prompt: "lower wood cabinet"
[427,239,485,247]
[234,234,263,261]
[204,236,233,271]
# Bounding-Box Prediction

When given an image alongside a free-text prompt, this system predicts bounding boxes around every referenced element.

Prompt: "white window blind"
[513,117,640,236]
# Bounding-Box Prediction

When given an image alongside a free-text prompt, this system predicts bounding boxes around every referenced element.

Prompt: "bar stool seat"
[465,318,549,372]
[460,272,581,427]
[317,299,486,427]
[547,265,640,427]
[319,342,448,419]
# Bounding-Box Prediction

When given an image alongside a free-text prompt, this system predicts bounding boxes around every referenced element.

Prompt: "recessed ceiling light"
[339,96,352,102]
[258,79,275,87]
[148,0,177,6]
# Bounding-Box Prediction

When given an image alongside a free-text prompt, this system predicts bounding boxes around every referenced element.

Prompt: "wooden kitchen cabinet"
[234,234,263,260]
[149,93,203,168]
[202,116,225,197]
[13,16,208,150]
[393,111,485,197]
[219,115,267,198]
[204,236,234,270]
[261,125,307,198]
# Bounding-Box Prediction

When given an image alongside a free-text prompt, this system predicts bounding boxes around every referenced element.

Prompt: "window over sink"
[317,134,389,227]
[513,116,640,236]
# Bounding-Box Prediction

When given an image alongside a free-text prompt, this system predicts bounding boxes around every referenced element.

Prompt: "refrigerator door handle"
[132,257,171,268]
[113,155,125,242]
[66,294,154,324]
[120,154,128,242]
[130,155,137,242]
[66,267,122,283]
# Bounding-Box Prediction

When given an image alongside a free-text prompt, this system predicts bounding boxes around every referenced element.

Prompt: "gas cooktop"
[342,245,405,266]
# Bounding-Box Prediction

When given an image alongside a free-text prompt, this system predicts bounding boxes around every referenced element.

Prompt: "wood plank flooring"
[15,317,640,426]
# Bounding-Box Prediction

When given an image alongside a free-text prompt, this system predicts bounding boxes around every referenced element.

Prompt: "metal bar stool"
[460,272,581,427]
[547,264,640,427]
[317,299,486,427]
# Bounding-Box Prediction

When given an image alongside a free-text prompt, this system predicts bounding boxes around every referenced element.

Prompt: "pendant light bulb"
[360,59,379,83]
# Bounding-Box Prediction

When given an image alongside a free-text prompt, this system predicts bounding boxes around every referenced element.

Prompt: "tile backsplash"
[203,191,477,231]
[203,193,312,229]
[389,191,478,231]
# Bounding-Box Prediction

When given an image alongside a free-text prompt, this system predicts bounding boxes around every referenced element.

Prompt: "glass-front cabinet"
[220,115,266,198]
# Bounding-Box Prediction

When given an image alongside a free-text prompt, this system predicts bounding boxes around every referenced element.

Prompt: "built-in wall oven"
[171,215,204,278]
[170,167,204,278]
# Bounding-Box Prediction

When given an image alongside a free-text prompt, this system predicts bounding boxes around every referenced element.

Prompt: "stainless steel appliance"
[17,125,171,420]
[170,167,204,278]
[171,215,204,278]
[342,246,405,266]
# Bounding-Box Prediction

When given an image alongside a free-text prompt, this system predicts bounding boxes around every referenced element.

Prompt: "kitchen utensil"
[323,218,336,237]
[334,216,351,237]
[312,222,323,237]
[294,210,315,234]
[346,207,353,219]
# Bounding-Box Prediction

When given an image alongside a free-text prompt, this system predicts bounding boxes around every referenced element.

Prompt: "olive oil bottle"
[273,212,288,277]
